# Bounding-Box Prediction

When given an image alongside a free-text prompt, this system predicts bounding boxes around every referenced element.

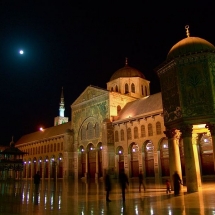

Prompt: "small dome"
[167,37,215,60]
[110,59,145,81]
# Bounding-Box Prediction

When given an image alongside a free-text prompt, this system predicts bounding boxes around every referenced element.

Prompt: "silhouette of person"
[34,171,41,193]
[119,169,129,202]
[173,171,182,196]
[104,169,111,202]
[138,170,145,192]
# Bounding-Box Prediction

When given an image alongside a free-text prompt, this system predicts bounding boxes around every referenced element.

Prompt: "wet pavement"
[0,178,215,215]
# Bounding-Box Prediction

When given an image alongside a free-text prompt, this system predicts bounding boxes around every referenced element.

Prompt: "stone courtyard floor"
[0,178,215,215]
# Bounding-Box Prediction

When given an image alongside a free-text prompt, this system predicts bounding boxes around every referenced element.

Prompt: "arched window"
[115,130,119,142]
[148,123,153,136]
[87,122,94,139]
[134,127,138,139]
[125,83,129,94]
[131,83,135,93]
[81,126,86,140]
[54,143,56,152]
[127,128,132,140]
[117,105,121,115]
[95,123,100,138]
[121,129,124,141]
[115,85,118,92]
[141,125,146,137]
[156,121,162,135]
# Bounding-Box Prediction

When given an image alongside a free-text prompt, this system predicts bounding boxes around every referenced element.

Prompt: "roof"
[167,37,215,60]
[16,122,71,145]
[110,64,145,81]
[0,146,27,155]
[116,92,163,120]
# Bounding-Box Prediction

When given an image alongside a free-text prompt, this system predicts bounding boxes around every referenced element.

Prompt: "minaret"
[59,87,65,117]
[54,87,69,126]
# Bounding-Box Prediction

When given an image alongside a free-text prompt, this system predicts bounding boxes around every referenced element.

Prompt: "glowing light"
[119,150,122,154]
[40,127,44,131]
[19,50,24,54]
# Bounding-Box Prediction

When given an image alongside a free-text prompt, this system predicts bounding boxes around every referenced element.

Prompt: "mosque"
[15,27,215,192]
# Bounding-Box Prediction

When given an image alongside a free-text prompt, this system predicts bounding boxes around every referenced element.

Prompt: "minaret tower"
[54,87,69,126]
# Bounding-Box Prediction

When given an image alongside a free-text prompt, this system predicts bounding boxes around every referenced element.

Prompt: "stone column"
[206,123,215,172]
[180,124,199,192]
[164,129,182,187]
[95,149,99,179]
[85,151,88,179]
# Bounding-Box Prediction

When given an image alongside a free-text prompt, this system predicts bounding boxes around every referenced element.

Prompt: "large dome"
[110,61,145,81]
[167,37,215,60]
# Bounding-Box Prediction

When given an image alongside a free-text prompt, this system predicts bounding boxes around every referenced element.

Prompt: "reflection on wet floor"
[0,178,215,214]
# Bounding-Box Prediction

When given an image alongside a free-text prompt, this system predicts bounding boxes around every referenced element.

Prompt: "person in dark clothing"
[119,169,129,202]
[104,170,111,202]
[34,171,41,192]
[173,171,182,196]
[138,170,145,192]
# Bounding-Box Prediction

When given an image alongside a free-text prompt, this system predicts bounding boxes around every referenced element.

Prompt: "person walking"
[173,171,182,196]
[119,169,129,202]
[165,179,171,194]
[138,170,145,192]
[104,169,111,202]
[34,171,41,193]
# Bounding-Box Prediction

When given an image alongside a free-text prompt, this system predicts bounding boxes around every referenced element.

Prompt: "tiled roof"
[16,122,71,145]
[117,92,163,120]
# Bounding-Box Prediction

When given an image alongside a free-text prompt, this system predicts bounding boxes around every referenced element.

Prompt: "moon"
[19,50,24,55]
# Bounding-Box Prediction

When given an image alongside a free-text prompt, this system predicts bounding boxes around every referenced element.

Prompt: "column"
[85,151,88,179]
[206,123,215,172]
[180,124,199,192]
[95,149,99,180]
[164,129,182,187]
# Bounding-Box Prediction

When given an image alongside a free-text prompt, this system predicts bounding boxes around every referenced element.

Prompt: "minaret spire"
[59,87,65,117]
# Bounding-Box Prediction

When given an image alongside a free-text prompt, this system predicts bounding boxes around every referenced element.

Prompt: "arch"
[97,142,103,177]
[129,142,139,177]
[79,145,86,178]
[116,146,124,173]
[131,83,135,93]
[44,156,49,178]
[33,157,37,176]
[87,143,96,178]
[159,138,169,177]
[144,140,155,177]
[58,153,63,178]
[125,83,129,94]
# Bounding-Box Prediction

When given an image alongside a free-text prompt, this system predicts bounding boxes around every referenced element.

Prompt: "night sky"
[0,2,214,145]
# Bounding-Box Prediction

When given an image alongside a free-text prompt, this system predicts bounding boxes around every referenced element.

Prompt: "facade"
[15,30,215,192]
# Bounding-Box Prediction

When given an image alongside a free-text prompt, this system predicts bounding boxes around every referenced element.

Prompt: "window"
[141,125,146,137]
[117,105,121,115]
[148,124,153,136]
[115,85,118,92]
[54,143,56,152]
[125,83,129,94]
[131,83,135,93]
[115,130,119,142]
[87,122,94,139]
[81,127,86,140]
[127,128,132,140]
[121,129,124,141]
[41,146,43,154]
[95,123,100,138]
[134,127,138,139]
[44,145,46,153]
[156,121,162,135]
[51,144,53,152]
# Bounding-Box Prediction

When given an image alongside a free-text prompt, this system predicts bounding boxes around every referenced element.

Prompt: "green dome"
[167,37,215,60]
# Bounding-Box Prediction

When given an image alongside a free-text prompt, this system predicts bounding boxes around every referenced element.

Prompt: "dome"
[110,60,145,81]
[167,37,215,60]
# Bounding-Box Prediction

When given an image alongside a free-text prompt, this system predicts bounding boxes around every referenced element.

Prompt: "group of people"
[105,169,183,202]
